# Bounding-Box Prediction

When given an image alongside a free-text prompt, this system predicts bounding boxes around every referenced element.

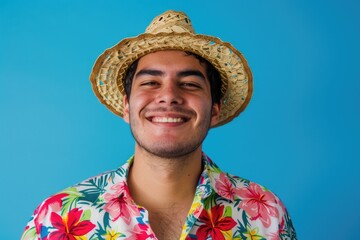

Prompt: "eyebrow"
[177,70,206,80]
[135,69,206,81]
[135,69,163,79]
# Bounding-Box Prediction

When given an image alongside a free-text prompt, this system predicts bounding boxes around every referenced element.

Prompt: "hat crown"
[145,10,195,34]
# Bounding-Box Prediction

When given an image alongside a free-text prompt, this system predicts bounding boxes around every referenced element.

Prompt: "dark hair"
[123,52,222,105]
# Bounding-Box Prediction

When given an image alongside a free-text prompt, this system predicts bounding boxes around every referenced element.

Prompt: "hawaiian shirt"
[21,154,296,240]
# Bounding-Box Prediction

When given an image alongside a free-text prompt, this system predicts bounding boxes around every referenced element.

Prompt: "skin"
[123,50,221,239]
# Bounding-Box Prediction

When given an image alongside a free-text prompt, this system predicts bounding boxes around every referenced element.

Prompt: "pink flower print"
[215,173,237,200]
[237,183,279,228]
[127,223,155,240]
[104,183,138,225]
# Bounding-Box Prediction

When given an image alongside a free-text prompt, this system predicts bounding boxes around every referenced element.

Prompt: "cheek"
[129,93,152,114]
[193,99,213,117]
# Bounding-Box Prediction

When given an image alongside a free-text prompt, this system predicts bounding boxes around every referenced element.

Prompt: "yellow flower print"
[243,227,264,240]
[102,228,123,240]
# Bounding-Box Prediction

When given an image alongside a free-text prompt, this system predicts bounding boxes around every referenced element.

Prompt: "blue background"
[1,0,359,239]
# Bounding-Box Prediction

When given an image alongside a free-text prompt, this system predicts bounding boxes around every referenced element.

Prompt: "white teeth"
[152,117,184,123]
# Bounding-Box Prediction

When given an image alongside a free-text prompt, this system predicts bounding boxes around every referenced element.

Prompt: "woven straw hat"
[90,10,253,127]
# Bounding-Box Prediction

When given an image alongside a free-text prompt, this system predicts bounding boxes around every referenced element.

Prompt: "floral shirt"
[21,154,296,240]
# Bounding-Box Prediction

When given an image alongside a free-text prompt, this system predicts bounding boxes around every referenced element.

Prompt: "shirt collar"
[190,153,234,201]
[101,156,135,205]
[199,153,235,202]
[103,153,234,204]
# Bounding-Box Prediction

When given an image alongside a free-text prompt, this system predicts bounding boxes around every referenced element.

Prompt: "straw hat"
[90,10,253,127]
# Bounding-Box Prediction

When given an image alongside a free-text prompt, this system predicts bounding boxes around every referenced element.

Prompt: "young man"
[22,10,296,240]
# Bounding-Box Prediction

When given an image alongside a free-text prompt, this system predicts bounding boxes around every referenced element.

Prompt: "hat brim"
[90,32,253,127]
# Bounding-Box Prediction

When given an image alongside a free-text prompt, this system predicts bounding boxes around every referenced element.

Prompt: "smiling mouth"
[150,117,187,123]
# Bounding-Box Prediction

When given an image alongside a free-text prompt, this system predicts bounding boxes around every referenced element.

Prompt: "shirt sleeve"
[20,210,40,240]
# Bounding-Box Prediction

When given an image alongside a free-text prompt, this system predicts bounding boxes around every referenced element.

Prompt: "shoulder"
[209,170,297,239]
[211,170,286,211]
[21,166,128,239]
[211,171,281,203]
[40,165,127,210]
[203,154,296,237]
[204,155,286,210]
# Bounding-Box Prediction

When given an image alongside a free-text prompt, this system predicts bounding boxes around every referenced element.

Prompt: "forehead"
[136,50,206,72]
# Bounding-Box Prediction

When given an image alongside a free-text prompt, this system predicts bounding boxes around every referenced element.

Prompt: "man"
[22,10,296,240]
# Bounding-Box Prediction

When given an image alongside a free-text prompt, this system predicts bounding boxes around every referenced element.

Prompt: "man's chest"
[148,210,187,240]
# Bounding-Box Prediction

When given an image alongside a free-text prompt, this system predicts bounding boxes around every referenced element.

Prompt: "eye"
[140,81,159,87]
[180,82,202,89]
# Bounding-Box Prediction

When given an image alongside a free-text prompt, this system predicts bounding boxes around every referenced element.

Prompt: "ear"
[123,95,130,123]
[210,102,221,127]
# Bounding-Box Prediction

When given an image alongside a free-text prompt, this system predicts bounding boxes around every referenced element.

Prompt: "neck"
[128,145,203,211]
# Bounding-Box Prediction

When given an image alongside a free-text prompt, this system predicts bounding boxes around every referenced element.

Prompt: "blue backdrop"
[1,0,359,239]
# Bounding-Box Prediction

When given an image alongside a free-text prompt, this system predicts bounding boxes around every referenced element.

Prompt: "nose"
[156,82,184,105]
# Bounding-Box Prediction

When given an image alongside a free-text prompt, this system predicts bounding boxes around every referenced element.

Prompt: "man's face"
[123,50,221,158]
